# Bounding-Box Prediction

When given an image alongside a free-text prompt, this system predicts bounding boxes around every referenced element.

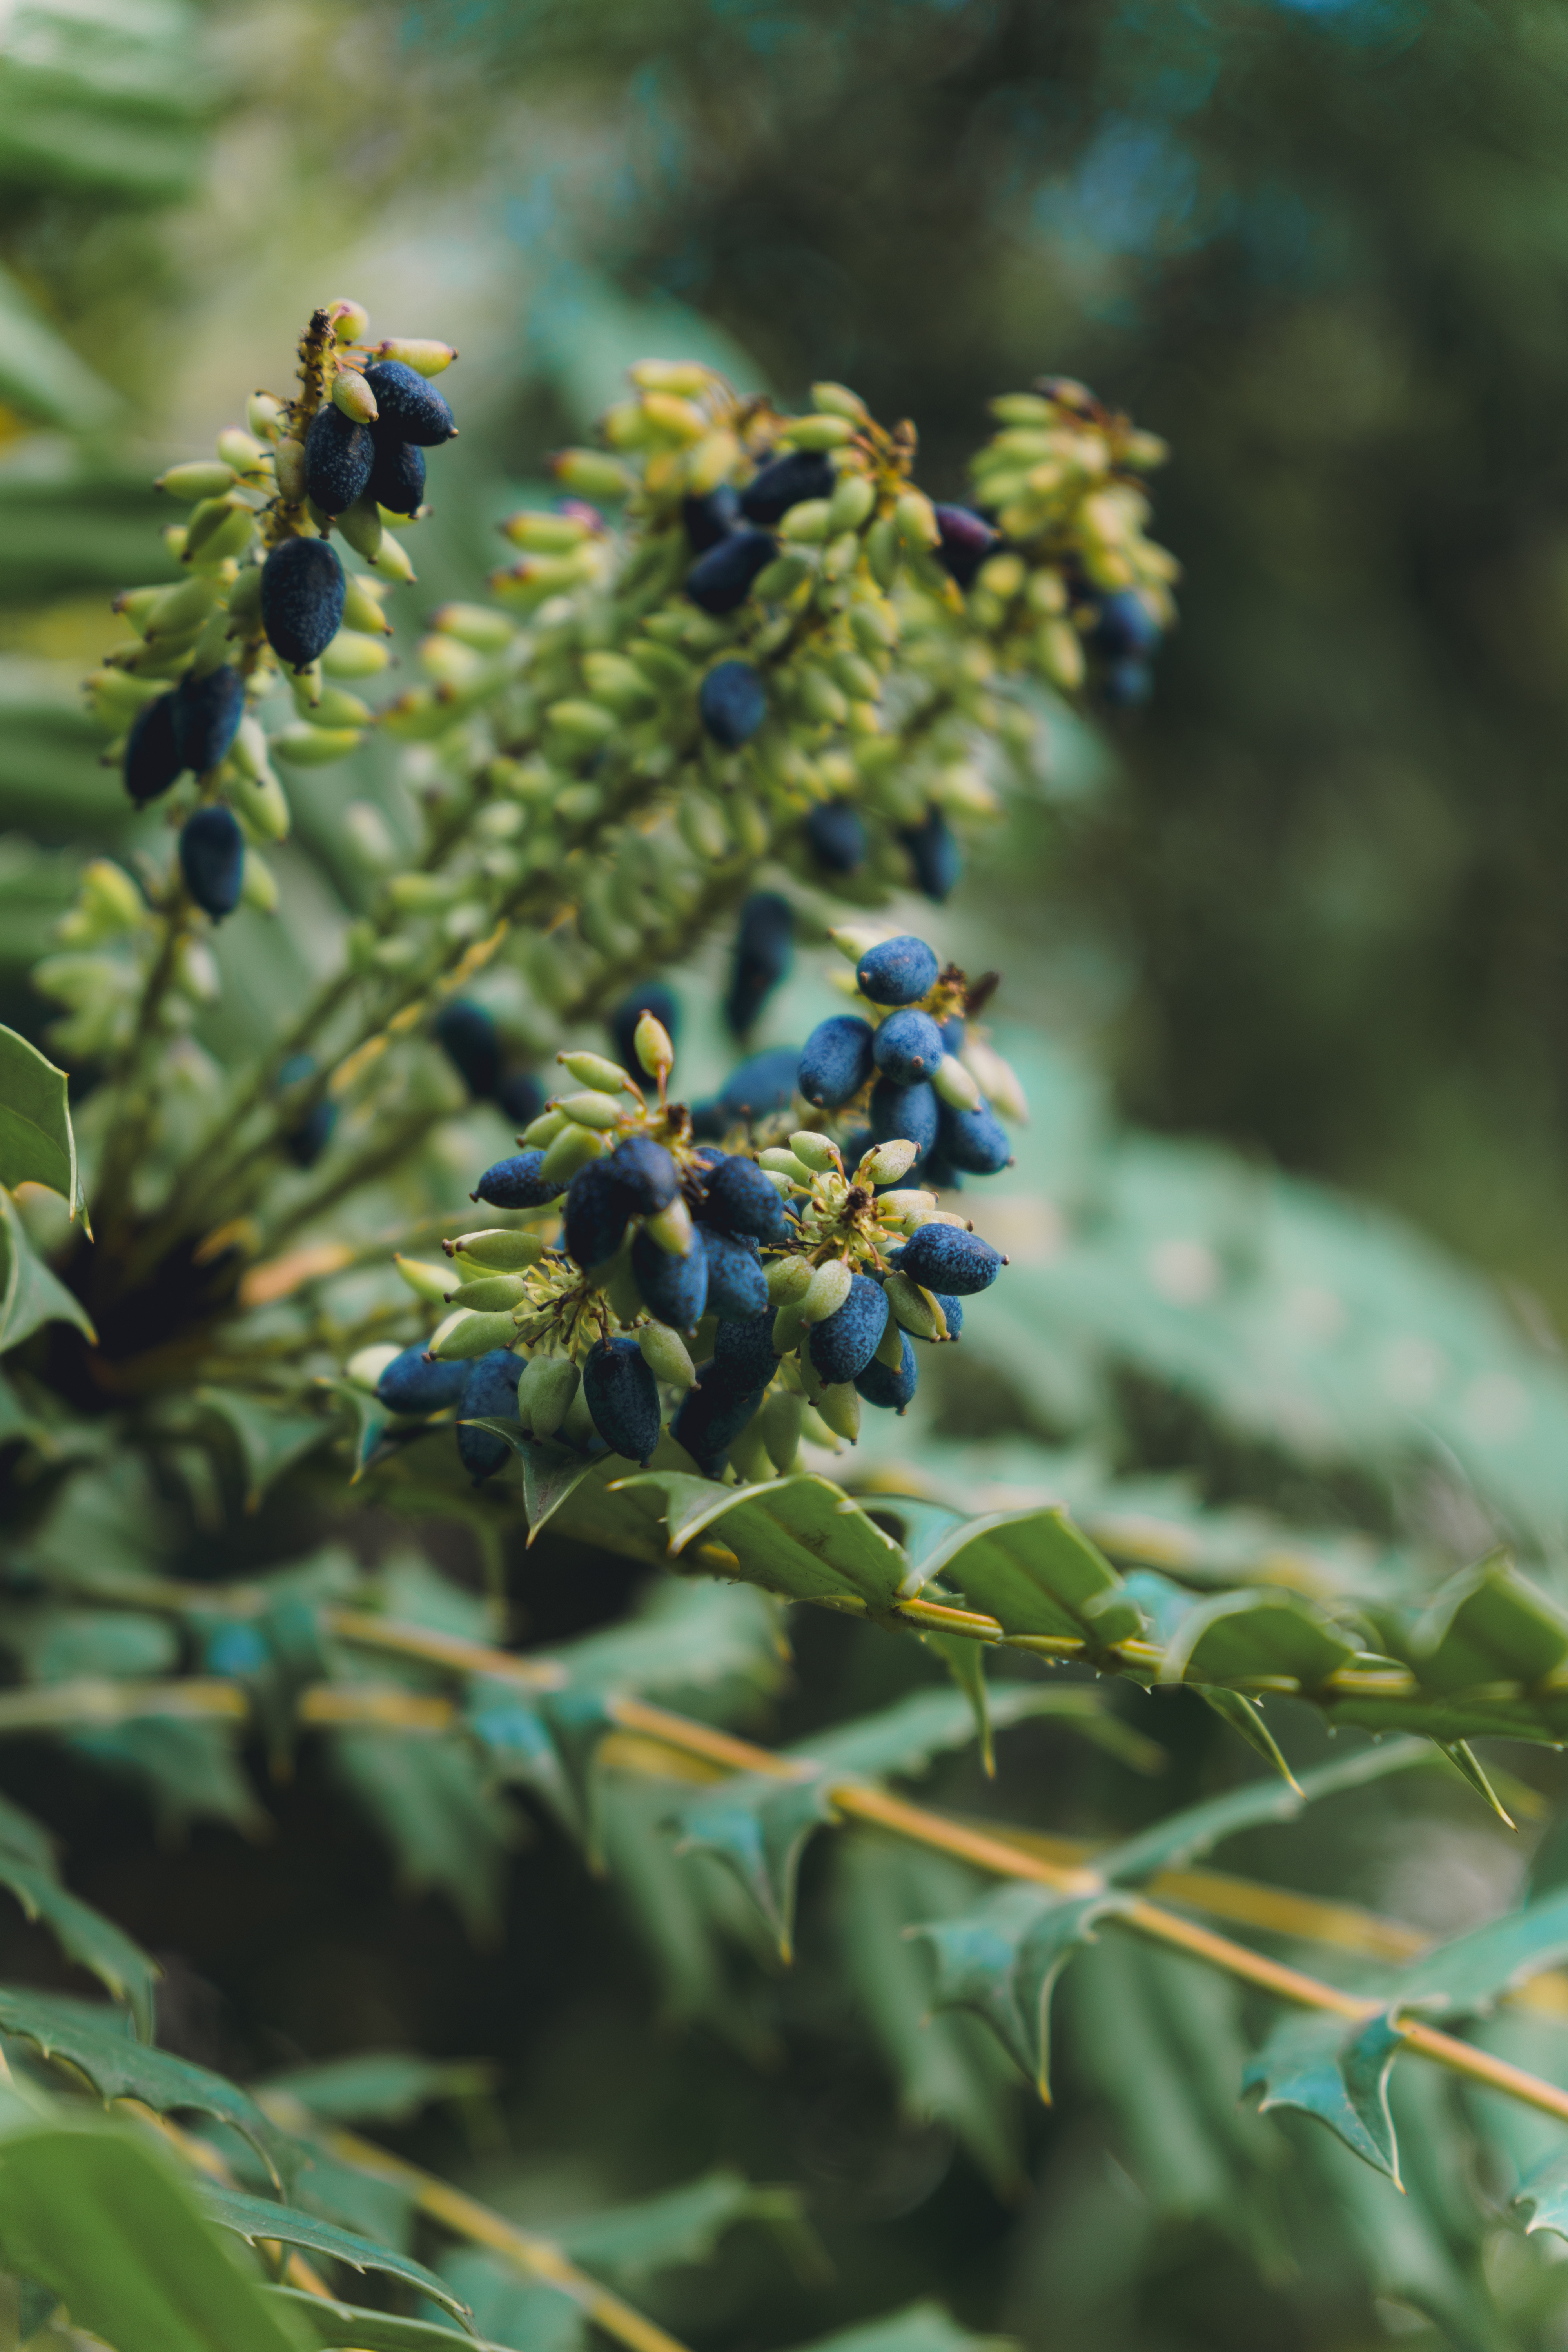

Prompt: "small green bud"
[145,577,216,641]
[556,1089,626,1132]
[84,668,162,730]
[395,1254,451,1302]
[811,382,870,423]
[753,552,813,601]
[501,509,593,552]
[158,461,240,502]
[449,1229,547,1274]
[274,441,307,503]
[858,1138,920,1187]
[332,367,378,424]
[337,494,384,564]
[346,1342,401,1392]
[559,1382,599,1451]
[802,1259,855,1324]
[546,699,617,750]
[677,793,730,862]
[643,1196,695,1258]
[523,1108,568,1147]
[772,1302,808,1356]
[779,413,857,450]
[539,1122,607,1181]
[875,1189,936,1224]
[557,1050,632,1096]
[247,390,285,441]
[759,1148,811,1183]
[339,577,391,638]
[519,1354,579,1439]
[760,1388,804,1475]
[330,299,370,344]
[290,679,372,729]
[789,1132,840,1174]
[874,1314,906,1372]
[270,722,364,767]
[57,859,146,944]
[827,473,877,534]
[448,1273,531,1311]
[370,528,416,586]
[799,668,848,728]
[240,851,278,914]
[728,1421,773,1484]
[432,603,513,652]
[778,498,832,544]
[884,1272,948,1341]
[833,651,881,703]
[635,1011,674,1084]
[550,448,635,501]
[932,1056,980,1112]
[225,764,291,844]
[217,428,269,477]
[815,1381,860,1443]
[111,585,163,637]
[629,639,693,690]
[866,515,901,589]
[638,1324,698,1388]
[766,1256,815,1306]
[321,630,392,679]
[369,336,456,376]
[428,1308,519,1361]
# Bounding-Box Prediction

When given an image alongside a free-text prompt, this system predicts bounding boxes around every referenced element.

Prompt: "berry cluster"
[354,939,1013,1486]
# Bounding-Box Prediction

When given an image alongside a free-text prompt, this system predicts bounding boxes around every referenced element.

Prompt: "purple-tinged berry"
[701,1226,768,1321]
[700,1154,791,1246]
[497,1068,545,1127]
[899,806,962,903]
[672,1361,767,1477]
[564,1159,631,1270]
[870,1076,938,1160]
[610,1134,680,1214]
[682,484,739,551]
[932,504,998,590]
[713,1310,779,1394]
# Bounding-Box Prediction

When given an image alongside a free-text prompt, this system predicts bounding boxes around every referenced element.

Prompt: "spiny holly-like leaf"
[617,1469,907,1608]
[0,1856,159,2037]
[466,1683,581,1835]
[0,1189,94,1354]
[783,2305,1004,2352]
[1435,1738,1514,1826]
[1158,1587,1361,1692]
[912,1884,1136,2098]
[437,2252,585,2352]
[328,1730,517,1941]
[196,2183,474,2324]
[1241,2009,1407,2184]
[914,1506,1140,1644]
[674,1771,835,1959]
[1411,1555,1568,1691]
[256,2050,495,2125]
[1392,1886,1568,2019]
[1512,2148,1568,2245]
[555,2166,809,2281]
[265,2288,490,2352]
[0,1024,84,1221]
[1096,1737,1433,1885]
[0,1988,299,2190]
[1198,1686,1301,1789]
[195,1388,331,1512]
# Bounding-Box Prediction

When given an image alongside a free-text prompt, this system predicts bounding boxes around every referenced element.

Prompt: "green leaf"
[327,1730,517,1941]
[196,2182,473,2324]
[915,1506,1140,1644]
[1095,1736,1433,1885]
[1512,2147,1568,2244]
[196,1389,331,1512]
[1412,1555,1568,1691]
[1241,2009,1407,2183]
[69,1715,269,1841]
[673,1772,835,1960]
[913,1884,1136,2098]
[0,1856,159,2036]
[265,2287,490,2352]
[258,2051,495,2126]
[555,2167,807,2280]
[0,269,119,432]
[437,2252,586,2352]
[0,1988,299,2191]
[0,2113,300,2352]
[0,1025,83,1220]
[0,1191,93,1355]
[1197,1686,1300,1788]
[783,2301,1005,2352]
[617,1469,907,1608]
[1393,1887,1568,2018]
[1158,1587,1360,1692]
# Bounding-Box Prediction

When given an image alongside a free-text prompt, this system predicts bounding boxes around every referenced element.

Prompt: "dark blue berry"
[701,1226,768,1321]
[855,1329,918,1413]
[937,1014,966,1054]
[123,691,182,805]
[376,1344,470,1415]
[700,660,767,749]
[725,891,794,1039]
[899,806,962,903]
[919,1148,964,1192]
[172,664,245,777]
[805,800,867,874]
[278,1052,336,1169]
[686,530,777,615]
[583,1336,661,1464]
[497,1068,545,1127]
[873,1009,945,1086]
[740,450,835,524]
[1091,591,1161,662]
[932,505,998,590]
[610,1134,679,1214]
[1101,659,1152,709]
[435,998,500,1099]
[713,1310,779,1394]
[720,1044,800,1121]
[900,1225,1005,1296]
[261,536,346,671]
[700,1154,791,1245]
[672,1362,767,1477]
[856,935,938,1008]
[367,436,426,515]
[632,1224,709,1330]
[564,1158,631,1270]
[180,805,244,921]
[305,403,374,515]
[204,1623,270,1678]
[808,1273,890,1385]
[364,360,457,446]
[682,484,740,552]
[799,1015,875,1110]
[457,1349,521,1482]
[939,1098,1012,1176]
[472,1149,564,1209]
[870,1076,938,1160]
[609,981,679,1075]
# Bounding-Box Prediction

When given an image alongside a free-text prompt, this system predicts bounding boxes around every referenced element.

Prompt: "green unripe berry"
[557,1051,632,1096]
[802,1259,854,1324]
[638,1325,698,1388]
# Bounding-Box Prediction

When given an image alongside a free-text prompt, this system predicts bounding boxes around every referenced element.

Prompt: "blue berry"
[805,800,867,874]
[172,664,245,777]
[713,1310,779,1394]
[721,1044,800,1121]
[809,1273,890,1385]
[376,1344,470,1415]
[204,1623,270,1678]
[939,1098,1012,1176]
[278,1052,336,1169]
[919,1148,964,1193]
[701,1226,768,1321]
[632,1224,708,1330]
[856,935,939,1008]
[305,403,374,515]
[932,505,999,590]
[700,660,767,749]
[1091,591,1161,661]
[672,1362,767,1477]
[609,981,679,1074]
[899,1225,1005,1296]
[725,891,794,1038]
[873,1009,945,1086]
[855,1329,918,1413]
[367,436,426,515]
[261,537,346,672]
[682,484,740,551]
[799,1015,875,1110]
[938,1014,966,1054]
[1101,659,1152,709]
[869,1076,938,1160]
[123,690,181,805]
[609,1134,679,1214]
[583,1336,661,1464]
[472,1149,564,1209]
[900,807,962,904]
[457,1348,522,1482]
[435,999,500,1099]
[179,805,244,921]
[497,1068,545,1128]
[564,1159,631,1270]
[686,529,777,615]
[740,450,835,524]
[700,1154,790,1246]
[364,360,457,446]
